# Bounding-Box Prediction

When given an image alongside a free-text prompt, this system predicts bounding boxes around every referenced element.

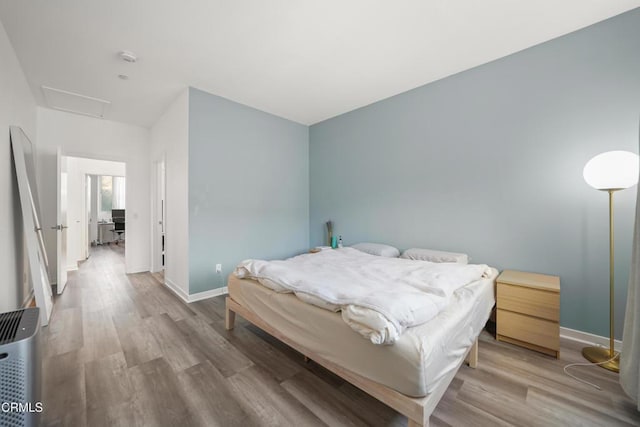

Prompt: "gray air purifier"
[0,308,41,427]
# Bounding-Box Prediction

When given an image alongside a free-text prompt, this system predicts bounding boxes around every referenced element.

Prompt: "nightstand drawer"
[497,309,559,351]
[497,282,559,321]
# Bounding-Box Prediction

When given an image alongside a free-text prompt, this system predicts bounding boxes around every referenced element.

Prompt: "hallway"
[40,244,212,426]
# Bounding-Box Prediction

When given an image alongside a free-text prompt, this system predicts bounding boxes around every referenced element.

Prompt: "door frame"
[56,149,69,294]
[83,174,91,260]
[151,156,166,273]
[56,151,128,276]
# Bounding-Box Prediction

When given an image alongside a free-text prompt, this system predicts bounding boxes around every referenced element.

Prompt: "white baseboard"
[164,278,190,303]
[66,265,78,272]
[163,278,228,304]
[187,286,229,303]
[560,326,622,352]
[127,265,150,274]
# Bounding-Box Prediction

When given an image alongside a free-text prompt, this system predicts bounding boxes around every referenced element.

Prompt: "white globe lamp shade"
[583,151,639,190]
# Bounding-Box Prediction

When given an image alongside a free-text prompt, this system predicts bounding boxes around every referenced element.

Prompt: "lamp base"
[582,346,619,373]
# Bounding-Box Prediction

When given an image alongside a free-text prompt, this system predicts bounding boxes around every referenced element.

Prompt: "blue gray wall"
[309,9,640,339]
[189,88,309,293]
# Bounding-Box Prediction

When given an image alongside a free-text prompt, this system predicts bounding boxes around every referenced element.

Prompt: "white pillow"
[400,248,469,264]
[351,243,400,258]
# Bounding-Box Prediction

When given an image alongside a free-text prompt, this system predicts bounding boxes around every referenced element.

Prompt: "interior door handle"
[50,225,69,230]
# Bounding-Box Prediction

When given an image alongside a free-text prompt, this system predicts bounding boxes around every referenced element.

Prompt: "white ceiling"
[1,1,639,127]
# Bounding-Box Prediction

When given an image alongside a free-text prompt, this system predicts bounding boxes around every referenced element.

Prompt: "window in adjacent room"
[99,175,125,219]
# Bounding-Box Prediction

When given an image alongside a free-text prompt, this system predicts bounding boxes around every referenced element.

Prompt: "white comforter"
[234,248,491,345]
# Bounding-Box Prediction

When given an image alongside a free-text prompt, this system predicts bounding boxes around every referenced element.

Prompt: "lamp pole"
[582,188,620,371]
[582,150,639,372]
[608,189,615,360]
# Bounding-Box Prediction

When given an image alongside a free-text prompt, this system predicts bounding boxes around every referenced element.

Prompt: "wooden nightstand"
[496,270,560,358]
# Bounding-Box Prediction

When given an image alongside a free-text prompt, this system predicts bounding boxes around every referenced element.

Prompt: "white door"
[56,149,69,294]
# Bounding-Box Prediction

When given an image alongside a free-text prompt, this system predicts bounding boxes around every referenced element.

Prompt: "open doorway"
[88,174,126,249]
[60,155,126,284]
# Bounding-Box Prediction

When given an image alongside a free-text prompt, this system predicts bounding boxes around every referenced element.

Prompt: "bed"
[225,251,498,427]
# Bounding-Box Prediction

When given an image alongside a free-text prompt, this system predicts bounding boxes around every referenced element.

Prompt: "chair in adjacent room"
[113,220,125,244]
[112,209,125,244]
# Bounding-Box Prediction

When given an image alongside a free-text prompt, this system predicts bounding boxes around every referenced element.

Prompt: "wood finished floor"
[41,245,640,427]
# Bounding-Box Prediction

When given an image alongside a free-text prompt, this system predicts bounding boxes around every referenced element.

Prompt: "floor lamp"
[583,150,639,372]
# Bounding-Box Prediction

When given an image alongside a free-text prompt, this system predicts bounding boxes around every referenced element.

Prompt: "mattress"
[228,267,497,397]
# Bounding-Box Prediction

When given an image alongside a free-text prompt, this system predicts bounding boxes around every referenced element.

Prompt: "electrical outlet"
[216,264,222,274]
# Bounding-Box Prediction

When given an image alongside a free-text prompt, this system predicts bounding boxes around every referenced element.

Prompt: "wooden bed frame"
[225,296,479,427]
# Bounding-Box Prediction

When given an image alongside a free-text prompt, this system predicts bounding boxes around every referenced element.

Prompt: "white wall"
[150,89,189,296]
[0,19,37,312]
[65,156,125,268]
[37,107,150,276]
